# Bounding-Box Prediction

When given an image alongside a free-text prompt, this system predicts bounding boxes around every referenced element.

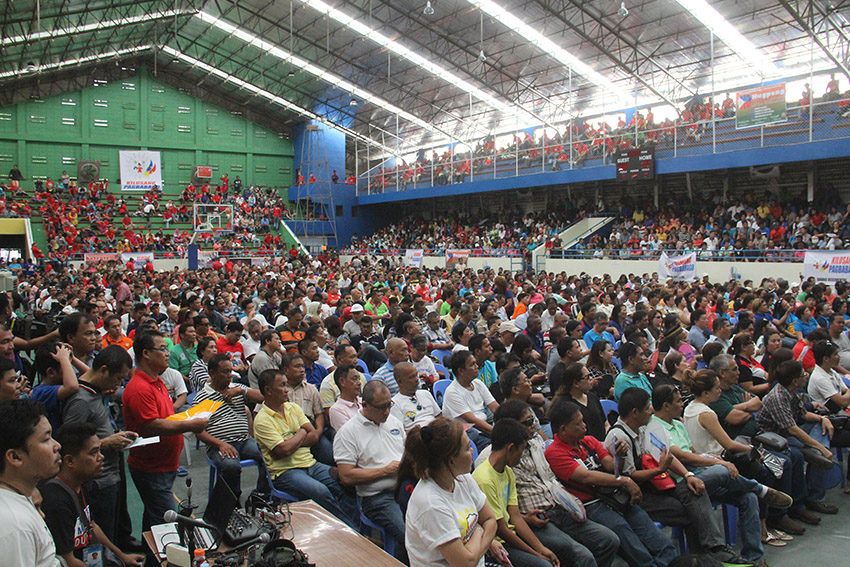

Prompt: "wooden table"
[144,500,403,567]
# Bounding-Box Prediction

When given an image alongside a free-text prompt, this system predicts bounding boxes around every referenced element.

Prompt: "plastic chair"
[469,434,479,470]
[356,359,369,374]
[357,497,395,556]
[431,349,452,364]
[600,399,619,419]
[207,456,259,496]
[433,362,451,381]
[433,379,452,408]
[265,468,300,504]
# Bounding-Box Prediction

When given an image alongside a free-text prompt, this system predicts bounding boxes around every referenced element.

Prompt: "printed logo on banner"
[805,251,850,282]
[659,252,697,281]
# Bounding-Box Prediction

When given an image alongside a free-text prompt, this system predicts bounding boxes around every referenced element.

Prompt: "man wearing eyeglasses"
[122,331,209,535]
[390,361,440,432]
[334,380,407,562]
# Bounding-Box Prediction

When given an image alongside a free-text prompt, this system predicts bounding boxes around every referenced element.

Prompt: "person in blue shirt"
[30,342,80,433]
[298,338,328,388]
[792,305,819,339]
[613,341,652,401]
[583,313,615,348]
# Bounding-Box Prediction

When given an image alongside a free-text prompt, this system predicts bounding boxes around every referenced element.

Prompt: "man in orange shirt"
[102,315,133,352]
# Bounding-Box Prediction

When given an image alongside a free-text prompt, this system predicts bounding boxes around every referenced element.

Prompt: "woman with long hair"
[552,362,608,441]
[731,333,769,396]
[585,340,618,399]
[398,417,504,567]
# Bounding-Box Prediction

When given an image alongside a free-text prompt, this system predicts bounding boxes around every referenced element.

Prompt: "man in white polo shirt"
[390,362,440,432]
[333,380,406,562]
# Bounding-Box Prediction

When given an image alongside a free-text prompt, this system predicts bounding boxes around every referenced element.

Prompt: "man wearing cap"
[343,303,365,337]
[498,320,520,351]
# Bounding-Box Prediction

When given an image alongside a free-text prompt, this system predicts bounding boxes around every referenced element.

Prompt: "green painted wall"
[0,69,293,195]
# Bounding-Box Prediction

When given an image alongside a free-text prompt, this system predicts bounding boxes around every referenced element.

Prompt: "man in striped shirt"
[193,353,267,497]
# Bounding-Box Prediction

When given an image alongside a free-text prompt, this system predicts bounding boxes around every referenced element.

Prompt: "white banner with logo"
[119,150,162,191]
[658,252,697,281]
[804,250,850,282]
[405,249,423,268]
[121,252,154,270]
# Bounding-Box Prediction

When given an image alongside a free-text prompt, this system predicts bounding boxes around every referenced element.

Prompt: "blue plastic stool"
[207,456,260,496]
[655,522,688,554]
[433,379,452,407]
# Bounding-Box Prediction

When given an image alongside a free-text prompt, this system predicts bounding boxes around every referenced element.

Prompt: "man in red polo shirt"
[123,331,208,532]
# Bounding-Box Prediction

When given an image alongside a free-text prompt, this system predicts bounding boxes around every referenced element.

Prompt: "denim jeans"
[639,481,725,552]
[541,508,620,567]
[585,501,677,567]
[361,490,407,563]
[360,344,388,374]
[505,522,611,567]
[310,433,336,466]
[274,462,359,529]
[129,468,177,532]
[466,427,492,452]
[695,464,764,563]
[787,435,825,503]
[757,449,800,517]
[206,438,269,498]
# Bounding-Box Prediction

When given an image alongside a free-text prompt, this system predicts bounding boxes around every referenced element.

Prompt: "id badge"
[82,544,104,567]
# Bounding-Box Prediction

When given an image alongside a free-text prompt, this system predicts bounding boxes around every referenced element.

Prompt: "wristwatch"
[685,471,696,478]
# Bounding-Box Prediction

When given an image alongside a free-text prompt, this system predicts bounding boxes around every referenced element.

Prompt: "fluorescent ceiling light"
[294,0,541,124]
[672,0,776,74]
[0,45,152,80]
[1,11,191,46]
[465,0,632,105]
[194,11,470,142]
[160,45,396,155]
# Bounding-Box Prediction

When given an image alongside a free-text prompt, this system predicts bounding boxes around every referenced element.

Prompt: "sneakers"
[805,500,838,514]
[759,488,792,509]
[787,507,821,525]
[766,514,806,535]
[177,466,189,477]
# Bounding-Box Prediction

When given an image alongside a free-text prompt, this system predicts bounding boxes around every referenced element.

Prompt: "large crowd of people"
[1,167,295,259]
[361,80,850,193]
[2,248,849,567]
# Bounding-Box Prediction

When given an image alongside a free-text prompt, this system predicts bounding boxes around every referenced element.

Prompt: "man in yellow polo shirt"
[253,368,358,528]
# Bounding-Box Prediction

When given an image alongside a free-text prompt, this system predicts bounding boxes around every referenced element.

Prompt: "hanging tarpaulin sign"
[121,252,154,270]
[195,166,213,179]
[405,249,423,268]
[736,84,787,129]
[84,253,119,264]
[659,252,697,281]
[446,249,470,269]
[119,150,162,191]
[804,250,850,283]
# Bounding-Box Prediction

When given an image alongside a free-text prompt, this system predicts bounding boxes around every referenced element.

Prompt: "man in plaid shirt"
[490,400,619,567]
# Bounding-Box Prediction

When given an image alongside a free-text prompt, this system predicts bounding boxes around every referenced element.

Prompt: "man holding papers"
[123,332,208,534]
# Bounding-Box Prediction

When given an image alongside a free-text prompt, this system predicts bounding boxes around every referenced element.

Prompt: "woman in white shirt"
[400,416,504,567]
[808,340,850,411]
[682,369,753,457]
